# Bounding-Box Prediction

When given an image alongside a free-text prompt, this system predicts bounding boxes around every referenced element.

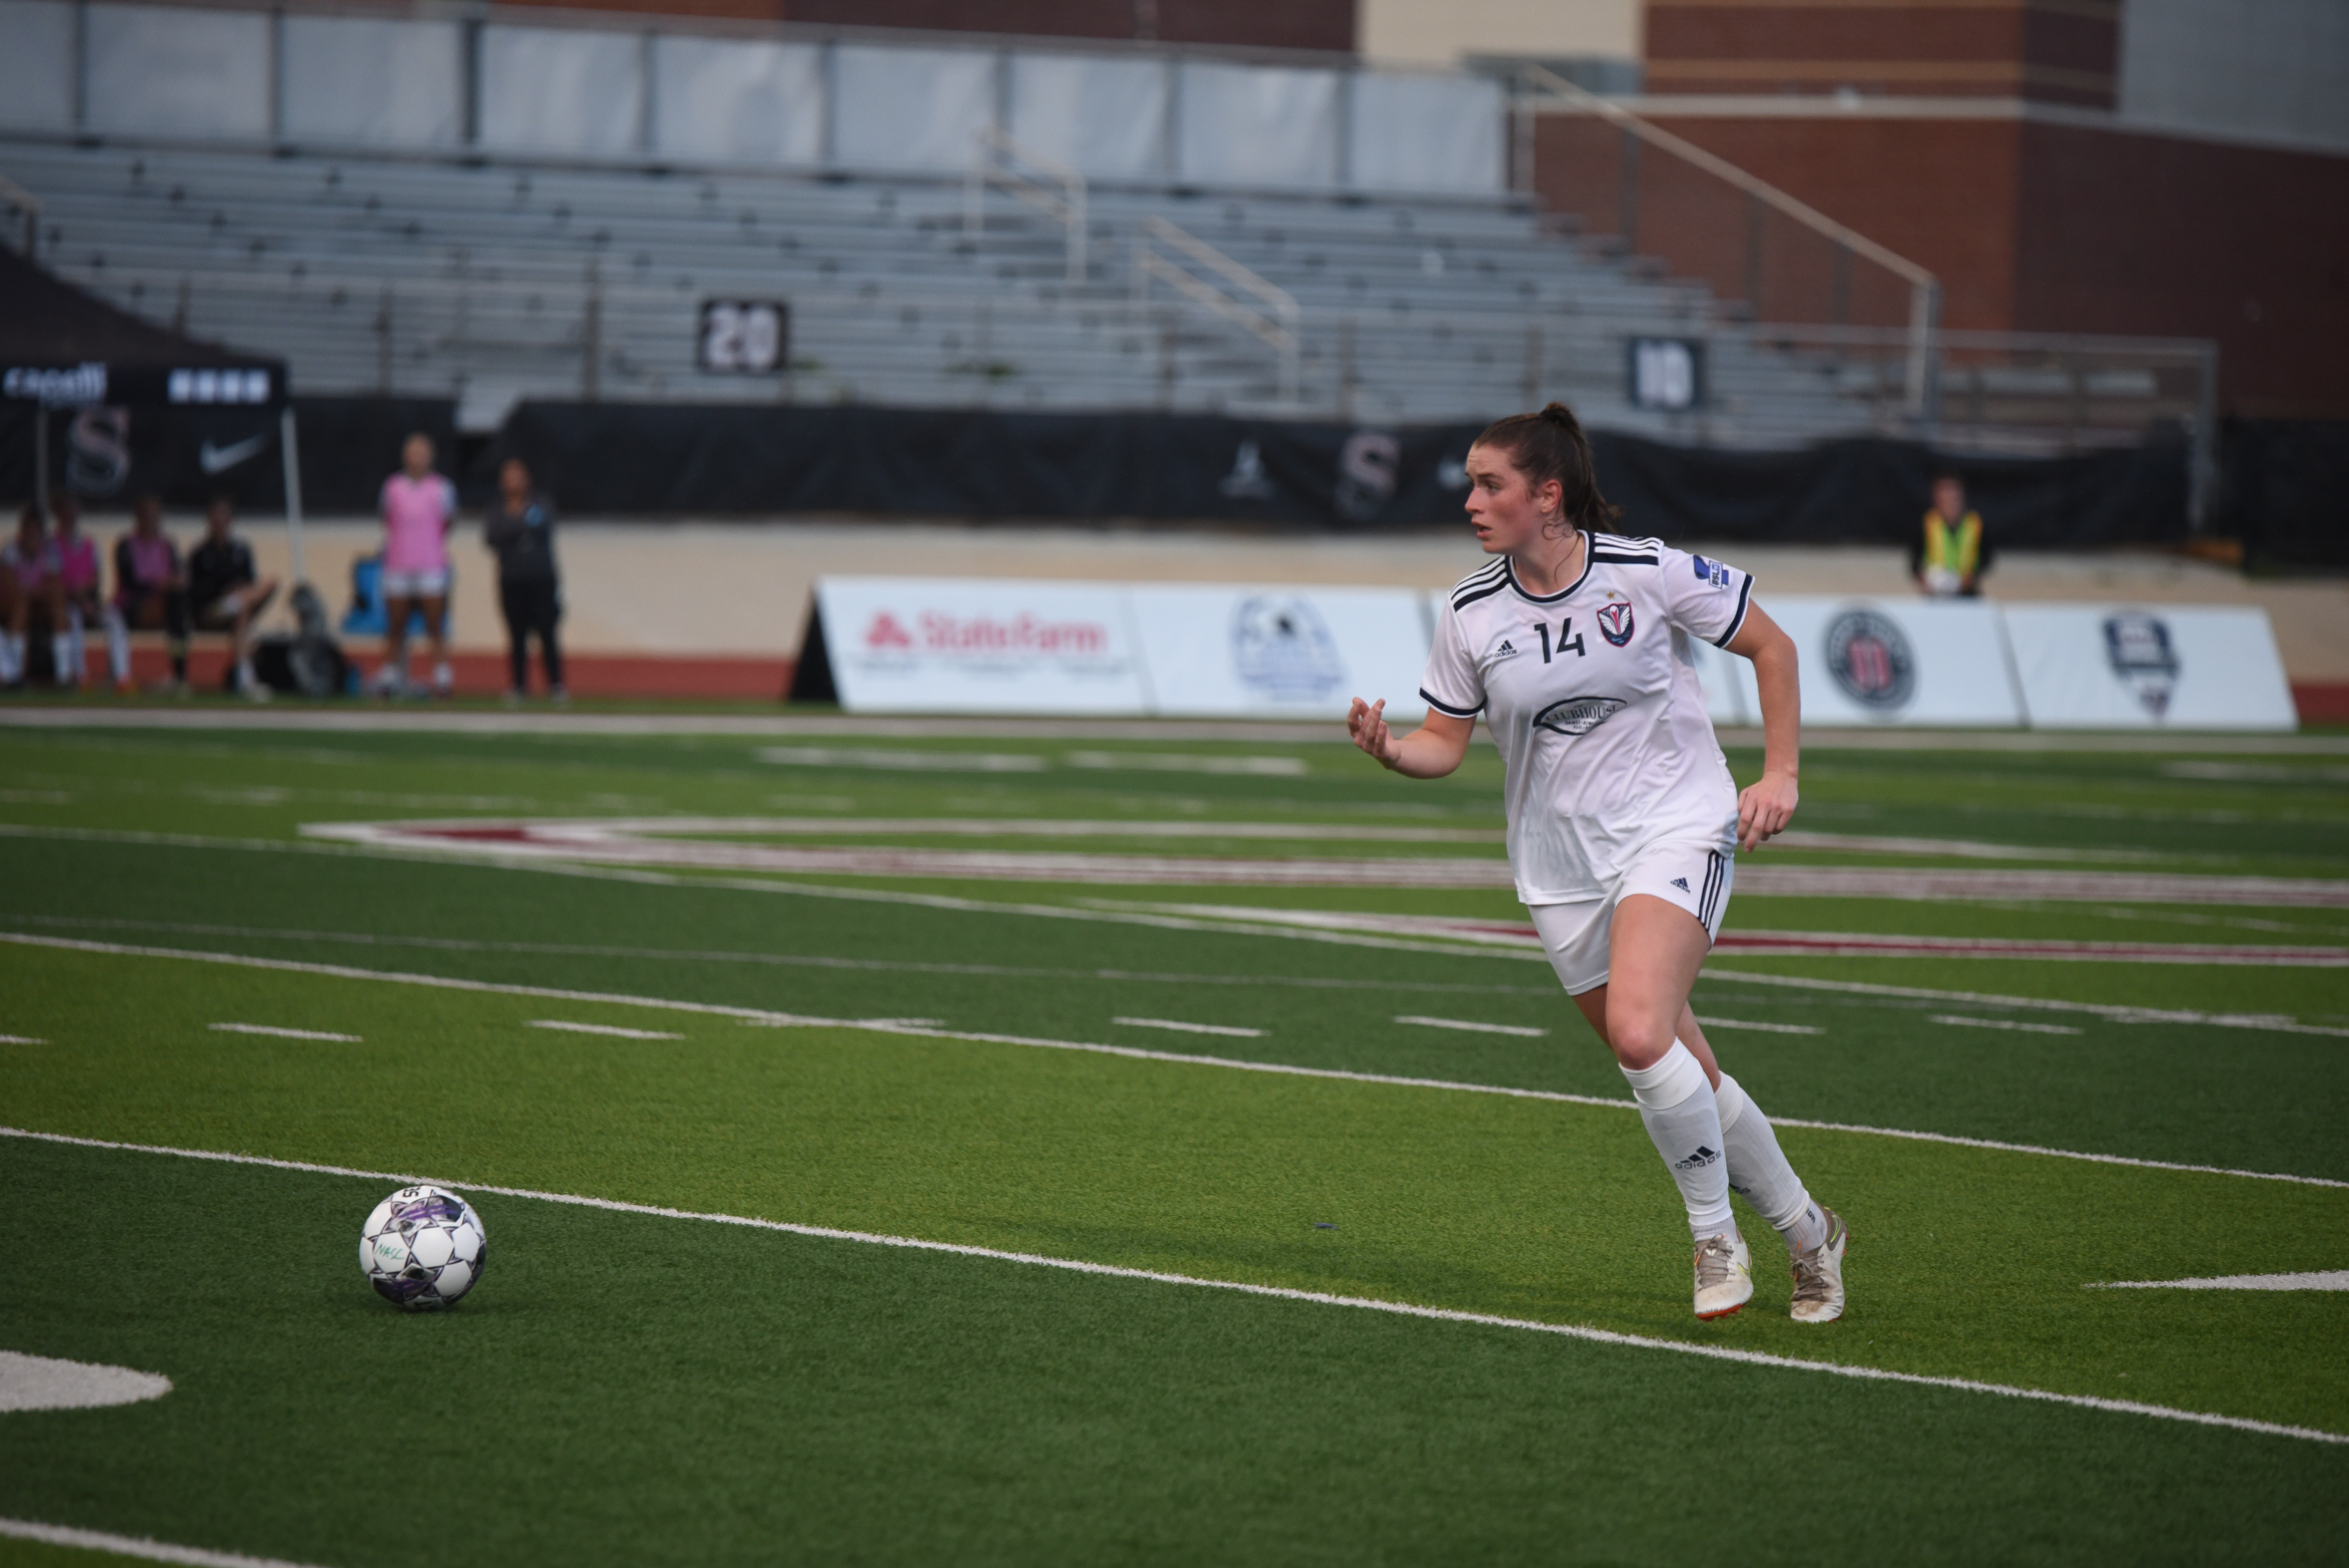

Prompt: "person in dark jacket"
[484,458,564,703]
[189,495,279,698]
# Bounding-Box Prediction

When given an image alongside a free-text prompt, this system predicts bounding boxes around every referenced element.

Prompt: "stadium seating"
[2,135,1877,444]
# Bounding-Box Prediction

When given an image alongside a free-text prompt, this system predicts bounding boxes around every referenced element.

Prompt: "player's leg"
[420,586,452,695]
[1540,896,1743,1319]
[499,580,528,699]
[100,596,131,689]
[0,572,24,684]
[536,583,565,701]
[44,579,74,686]
[378,590,413,694]
[162,588,189,687]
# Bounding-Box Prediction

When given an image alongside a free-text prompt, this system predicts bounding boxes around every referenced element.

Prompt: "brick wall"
[1645,0,2118,108]
[1534,110,2349,415]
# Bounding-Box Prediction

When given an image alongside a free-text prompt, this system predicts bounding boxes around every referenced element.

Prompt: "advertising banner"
[1759,597,2025,727]
[2001,605,2296,730]
[1130,586,1430,720]
[813,577,1148,715]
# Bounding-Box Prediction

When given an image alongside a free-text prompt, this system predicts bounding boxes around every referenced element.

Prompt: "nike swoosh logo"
[199,435,269,474]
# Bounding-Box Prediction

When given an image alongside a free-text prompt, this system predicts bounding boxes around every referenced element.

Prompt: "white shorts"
[1529,837,1734,996]
[381,568,448,599]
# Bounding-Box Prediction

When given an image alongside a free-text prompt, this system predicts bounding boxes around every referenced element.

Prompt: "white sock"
[1716,1073,1827,1255]
[1620,1042,1734,1240]
[51,632,77,684]
[0,634,22,684]
[66,609,87,679]
[103,606,130,684]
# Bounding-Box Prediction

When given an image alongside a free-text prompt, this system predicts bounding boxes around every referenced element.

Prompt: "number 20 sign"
[699,300,790,373]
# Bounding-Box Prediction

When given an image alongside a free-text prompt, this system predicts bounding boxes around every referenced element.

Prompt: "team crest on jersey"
[1595,601,1635,646]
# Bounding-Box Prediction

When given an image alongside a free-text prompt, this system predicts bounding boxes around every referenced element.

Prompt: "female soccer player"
[376,433,457,698]
[1347,403,1844,1324]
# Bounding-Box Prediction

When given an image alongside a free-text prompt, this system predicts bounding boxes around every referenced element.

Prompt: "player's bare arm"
[1724,602,1799,852]
[1346,698,1474,778]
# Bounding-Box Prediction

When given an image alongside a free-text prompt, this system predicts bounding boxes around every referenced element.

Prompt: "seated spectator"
[1912,472,1990,597]
[190,495,280,699]
[115,494,190,693]
[1,504,67,688]
[50,489,128,691]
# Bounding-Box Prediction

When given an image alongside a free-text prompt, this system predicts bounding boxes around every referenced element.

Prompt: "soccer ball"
[360,1186,486,1310]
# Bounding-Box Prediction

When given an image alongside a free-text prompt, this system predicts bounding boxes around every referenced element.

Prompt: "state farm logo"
[861,608,1108,659]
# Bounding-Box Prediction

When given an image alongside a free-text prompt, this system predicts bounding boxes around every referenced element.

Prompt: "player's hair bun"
[1472,400,1622,535]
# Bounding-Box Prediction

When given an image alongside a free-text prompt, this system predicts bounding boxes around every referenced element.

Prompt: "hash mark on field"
[1930,1014,2084,1036]
[0,1516,324,1568]
[1395,1015,1546,1038]
[2089,1270,2349,1292]
[209,1023,361,1042]
[527,1019,684,1040]
[0,1033,46,1045]
[1114,1016,1265,1038]
[1694,1016,1823,1036]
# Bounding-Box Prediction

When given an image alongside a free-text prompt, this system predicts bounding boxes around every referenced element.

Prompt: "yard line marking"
[757,746,1048,772]
[470,815,1495,844]
[208,1023,362,1043]
[1693,1016,1823,1036]
[0,1033,46,1044]
[1929,1014,2085,1036]
[3,1126,2340,1449]
[1064,751,1308,776]
[0,1517,327,1568]
[1113,1017,1267,1038]
[17,829,2349,1039]
[5,929,2344,1189]
[1396,1015,1546,1037]
[2088,1271,2349,1291]
[527,1019,684,1041]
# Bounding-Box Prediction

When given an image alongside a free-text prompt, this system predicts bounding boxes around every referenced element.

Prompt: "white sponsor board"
[1131,586,1430,720]
[815,577,1148,715]
[1761,597,2025,727]
[2001,604,2296,730]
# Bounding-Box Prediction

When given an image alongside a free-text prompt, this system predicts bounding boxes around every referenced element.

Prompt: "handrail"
[1515,66,1943,421]
[963,127,1088,287]
[0,173,40,258]
[1130,215,1300,404]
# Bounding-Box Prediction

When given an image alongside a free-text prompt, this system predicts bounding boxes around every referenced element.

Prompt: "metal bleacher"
[1,135,1880,444]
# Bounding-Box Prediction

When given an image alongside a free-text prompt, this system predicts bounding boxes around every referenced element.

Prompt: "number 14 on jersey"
[1537,619,1586,662]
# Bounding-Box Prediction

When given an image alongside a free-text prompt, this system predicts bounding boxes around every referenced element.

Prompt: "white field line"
[527,1019,684,1041]
[2088,1272,2349,1292]
[0,1518,326,1568]
[14,825,2349,1041]
[0,1033,47,1044]
[1113,1017,1266,1038]
[1396,1015,1546,1038]
[1929,1014,2085,1037]
[520,815,1497,844]
[1064,751,1308,776]
[1693,1016,1824,1036]
[757,746,1048,772]
[5,928,2346,1190]
[208,1023,362,1043]
[2,1124,2341,1450]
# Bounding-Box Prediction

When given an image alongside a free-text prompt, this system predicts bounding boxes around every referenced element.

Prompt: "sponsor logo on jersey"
[1532,695,1628,736]
[1595,600,1635,646]
[2103,611,2179,718]
[1824,609,1916,710]
[1692,555,1732,588]
[1232,595,1347,700]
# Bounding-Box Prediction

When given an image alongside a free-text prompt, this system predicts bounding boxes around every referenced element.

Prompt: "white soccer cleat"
[431,661,454,697]
[1693,1229,1753,1320]
[1789,1206,1848,1324]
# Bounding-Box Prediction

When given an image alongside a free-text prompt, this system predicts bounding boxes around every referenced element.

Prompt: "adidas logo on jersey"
[1496,639,1517,656]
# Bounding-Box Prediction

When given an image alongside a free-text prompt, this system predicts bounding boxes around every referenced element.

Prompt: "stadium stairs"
[3,135,1878,446]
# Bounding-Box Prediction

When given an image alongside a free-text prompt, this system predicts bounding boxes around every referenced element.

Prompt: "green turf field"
[2,709,2345,1564]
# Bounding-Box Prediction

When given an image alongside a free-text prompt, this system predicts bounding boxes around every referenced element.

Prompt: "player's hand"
[1736,770,1798,851]
[1347,697,1399,769]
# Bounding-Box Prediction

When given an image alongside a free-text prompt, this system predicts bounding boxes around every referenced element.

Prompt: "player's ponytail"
[1472,401,1622,537]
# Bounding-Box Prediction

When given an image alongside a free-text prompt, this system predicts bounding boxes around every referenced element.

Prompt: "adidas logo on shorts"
[1670,877,1690,891]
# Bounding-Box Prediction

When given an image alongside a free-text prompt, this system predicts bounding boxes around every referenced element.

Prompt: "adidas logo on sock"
[1674,1145,1720,1171]
[1670,877,1690,892]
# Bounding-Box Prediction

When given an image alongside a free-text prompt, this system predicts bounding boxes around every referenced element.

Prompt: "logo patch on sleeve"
[1692,556,1732,588]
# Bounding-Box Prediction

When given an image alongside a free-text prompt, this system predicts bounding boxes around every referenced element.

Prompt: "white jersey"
[1419,533,1755,905]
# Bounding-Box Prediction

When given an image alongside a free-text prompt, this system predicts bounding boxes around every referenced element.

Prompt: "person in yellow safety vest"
[1913,472,1987,597]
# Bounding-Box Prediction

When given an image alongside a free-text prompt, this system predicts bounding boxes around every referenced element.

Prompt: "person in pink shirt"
[1,504,66,688]
[115,494,190,691]
[50,490,128,690]
[376,432,457,697]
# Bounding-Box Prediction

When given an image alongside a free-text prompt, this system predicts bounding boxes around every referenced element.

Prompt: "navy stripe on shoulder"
[1591,531,1661,552]
[1420,688,1484,719]
[1448,561,1506,600]
[1589,551,1659,566]
[1451,576,1510,610]
[1711,575,1755,649]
